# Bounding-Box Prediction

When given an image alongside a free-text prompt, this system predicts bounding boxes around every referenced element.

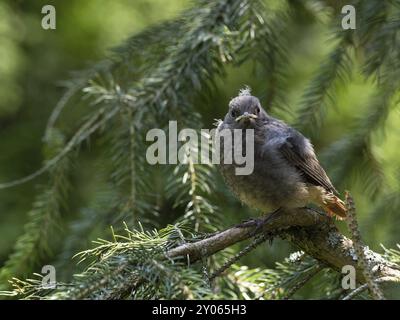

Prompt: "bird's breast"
[218,139,306,212]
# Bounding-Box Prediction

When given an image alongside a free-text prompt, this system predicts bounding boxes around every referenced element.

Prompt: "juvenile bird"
[217,89,346,220]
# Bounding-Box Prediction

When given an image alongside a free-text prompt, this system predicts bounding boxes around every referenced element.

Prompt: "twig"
[342,276,400,300]
[209,234,270,281]
[282,264,325,300]
[345,192,385,300]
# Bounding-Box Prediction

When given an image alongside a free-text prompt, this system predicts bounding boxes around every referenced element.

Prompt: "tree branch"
[167,208,400,284]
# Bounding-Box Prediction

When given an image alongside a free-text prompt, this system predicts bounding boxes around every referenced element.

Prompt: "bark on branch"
[167,208,400,283]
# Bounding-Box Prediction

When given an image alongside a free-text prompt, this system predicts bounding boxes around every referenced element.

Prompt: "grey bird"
[216,89,347,220]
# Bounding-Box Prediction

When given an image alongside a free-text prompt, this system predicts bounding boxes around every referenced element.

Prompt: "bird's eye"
[231,109,239,117]
[255,107,260,114]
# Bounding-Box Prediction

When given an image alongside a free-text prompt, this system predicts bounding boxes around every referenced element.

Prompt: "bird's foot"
[303,206,323,215]
[302,206,336,221]
[236,217,265,231]
[236,208,283,237]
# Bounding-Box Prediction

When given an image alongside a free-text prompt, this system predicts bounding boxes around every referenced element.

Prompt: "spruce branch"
[220,252,320,300]
[0,130,73,286]
[0,96,123,190]
[342,276,400,300]
[295,39,353,136]
[209,233,270,281]
[167,208,400,284]
[322,78,399,195]
[44,18,185,136]
[3,209,400,299]
[281,263,324,300]
[245,0,291,113]
[2,0,400,301]
[2,224,215,300]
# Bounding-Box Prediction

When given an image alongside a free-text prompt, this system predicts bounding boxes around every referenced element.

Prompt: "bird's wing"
[278,133,338,196]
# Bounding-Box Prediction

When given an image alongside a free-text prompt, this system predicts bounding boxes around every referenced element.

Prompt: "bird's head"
[223,88,268,129]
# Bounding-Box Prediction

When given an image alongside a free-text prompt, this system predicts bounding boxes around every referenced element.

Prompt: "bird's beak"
[235,112,258,122]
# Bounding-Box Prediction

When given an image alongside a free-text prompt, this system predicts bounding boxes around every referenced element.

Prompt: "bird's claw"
[236,217,268,236]
[236,218,276,244]
[236,208,283,237]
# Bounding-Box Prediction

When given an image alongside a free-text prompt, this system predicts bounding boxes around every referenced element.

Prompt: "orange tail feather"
[323,196,347,220]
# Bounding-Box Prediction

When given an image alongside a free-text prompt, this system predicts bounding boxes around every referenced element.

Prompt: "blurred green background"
[0,0,399,298]
[0,0,190,261]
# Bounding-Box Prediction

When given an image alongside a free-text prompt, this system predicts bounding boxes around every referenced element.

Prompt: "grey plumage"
[217,90,346,218]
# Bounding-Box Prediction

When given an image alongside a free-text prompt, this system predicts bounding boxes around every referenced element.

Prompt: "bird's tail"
[322,196,347,220]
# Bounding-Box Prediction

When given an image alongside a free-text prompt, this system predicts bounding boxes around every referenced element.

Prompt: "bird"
[216,88,347,220]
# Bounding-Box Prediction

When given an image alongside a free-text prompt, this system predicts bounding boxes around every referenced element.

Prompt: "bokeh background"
[0,0,189,263]
[0,0,399,298]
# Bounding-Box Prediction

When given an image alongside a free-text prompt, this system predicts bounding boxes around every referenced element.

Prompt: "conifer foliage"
[1,0,400,300]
